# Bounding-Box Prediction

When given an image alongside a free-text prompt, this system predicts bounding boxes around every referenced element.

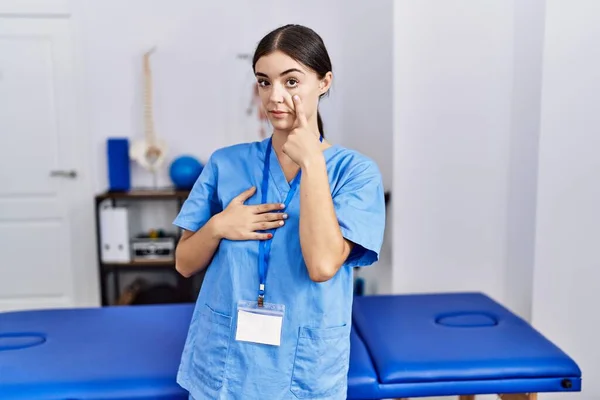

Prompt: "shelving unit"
[95,189,392,305]
[94,189,202,306]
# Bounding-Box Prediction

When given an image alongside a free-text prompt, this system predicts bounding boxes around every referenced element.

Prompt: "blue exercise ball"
[169,155,204,190]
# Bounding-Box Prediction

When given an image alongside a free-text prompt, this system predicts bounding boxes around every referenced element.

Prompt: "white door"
[0,16,96,312]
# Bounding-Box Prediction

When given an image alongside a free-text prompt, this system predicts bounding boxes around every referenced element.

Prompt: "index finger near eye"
[254,203,285,213]
[292,95,307,125]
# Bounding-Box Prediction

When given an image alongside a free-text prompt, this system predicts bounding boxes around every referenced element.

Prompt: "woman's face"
[254,50,331,133]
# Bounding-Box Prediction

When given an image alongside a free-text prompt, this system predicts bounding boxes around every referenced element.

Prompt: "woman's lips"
[269,110,289,119]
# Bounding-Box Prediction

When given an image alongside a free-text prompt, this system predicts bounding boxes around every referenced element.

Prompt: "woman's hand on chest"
[213,186,288,241]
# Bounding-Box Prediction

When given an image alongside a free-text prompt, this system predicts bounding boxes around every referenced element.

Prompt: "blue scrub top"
[173,137,386,400]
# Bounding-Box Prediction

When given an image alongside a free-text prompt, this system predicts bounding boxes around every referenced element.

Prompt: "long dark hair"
[252,24,332,137]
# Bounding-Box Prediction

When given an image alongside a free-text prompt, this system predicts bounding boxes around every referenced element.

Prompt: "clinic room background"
[1,0,598,399]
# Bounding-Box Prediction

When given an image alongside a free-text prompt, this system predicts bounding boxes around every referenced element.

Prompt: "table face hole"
[0,333,46,351]
[435,312,498,327]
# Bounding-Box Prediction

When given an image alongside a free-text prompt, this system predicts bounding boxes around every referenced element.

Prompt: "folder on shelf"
[99,207,131,263]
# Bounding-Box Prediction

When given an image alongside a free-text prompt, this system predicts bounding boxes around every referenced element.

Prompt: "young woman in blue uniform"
[173,24,386,399]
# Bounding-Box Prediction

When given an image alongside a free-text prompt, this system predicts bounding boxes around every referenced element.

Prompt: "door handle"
[50,170,77,178]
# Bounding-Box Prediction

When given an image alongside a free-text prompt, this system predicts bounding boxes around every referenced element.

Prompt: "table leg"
[499,394,538,400]
[395,393,537,400]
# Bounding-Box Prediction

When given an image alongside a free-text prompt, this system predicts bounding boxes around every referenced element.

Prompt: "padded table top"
[351,292,581,398]
[0,304,192,400]
[0,293,582,400]
[0,303,377,400]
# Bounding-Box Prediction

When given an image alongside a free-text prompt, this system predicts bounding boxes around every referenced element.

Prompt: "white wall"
[340,0,394,295]
[391,1,548,321]
[392,1,515,303]
[70,0,345,194]
[340,0,393,191]
[532,0,600,398]
[504,0,546,321]
[392,1,595,397]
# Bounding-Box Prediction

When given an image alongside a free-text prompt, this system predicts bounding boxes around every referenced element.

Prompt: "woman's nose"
[269,83,287,104]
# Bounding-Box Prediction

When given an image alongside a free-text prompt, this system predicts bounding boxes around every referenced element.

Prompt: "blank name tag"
[235,300,285,346]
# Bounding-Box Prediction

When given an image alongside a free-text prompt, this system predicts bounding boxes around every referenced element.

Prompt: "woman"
[173,24,386,400]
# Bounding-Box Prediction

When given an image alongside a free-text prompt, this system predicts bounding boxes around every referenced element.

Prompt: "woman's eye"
[286,79,298,88]
[257,79,270,87]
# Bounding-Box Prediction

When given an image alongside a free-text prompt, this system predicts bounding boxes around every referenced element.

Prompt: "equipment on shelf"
[169,155,204,190]
[131,230,176,262]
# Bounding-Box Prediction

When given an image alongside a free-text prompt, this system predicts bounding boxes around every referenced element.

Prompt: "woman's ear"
[319,72,333,95]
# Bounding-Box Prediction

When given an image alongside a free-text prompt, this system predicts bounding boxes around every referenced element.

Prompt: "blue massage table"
[0,292,581,399]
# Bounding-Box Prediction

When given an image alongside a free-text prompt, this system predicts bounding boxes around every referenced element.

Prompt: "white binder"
[99,206,131,263]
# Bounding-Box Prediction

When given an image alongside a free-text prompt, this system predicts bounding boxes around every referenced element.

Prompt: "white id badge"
[235,300,285,346]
